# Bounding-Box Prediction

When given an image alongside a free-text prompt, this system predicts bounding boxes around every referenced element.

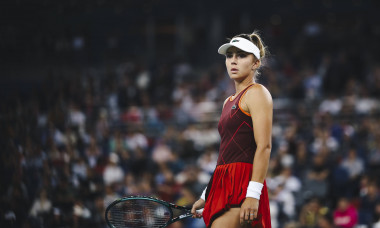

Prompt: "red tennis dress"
[202,84,271,228]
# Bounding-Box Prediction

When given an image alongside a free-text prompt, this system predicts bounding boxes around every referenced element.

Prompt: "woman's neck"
[234,76,255,94]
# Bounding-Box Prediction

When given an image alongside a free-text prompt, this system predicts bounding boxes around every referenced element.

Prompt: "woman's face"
[225,46,259,81]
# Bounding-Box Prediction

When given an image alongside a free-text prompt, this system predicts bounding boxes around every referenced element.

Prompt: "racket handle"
[195,208,204,214]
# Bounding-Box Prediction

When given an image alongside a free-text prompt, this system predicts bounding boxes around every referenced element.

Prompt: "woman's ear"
[252,60,261,70]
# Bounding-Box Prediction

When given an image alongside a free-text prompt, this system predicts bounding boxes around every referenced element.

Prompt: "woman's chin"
[229,74,246,81]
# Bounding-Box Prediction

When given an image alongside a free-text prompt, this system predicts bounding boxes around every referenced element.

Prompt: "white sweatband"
[246,181,263,200]
[200,187,207,201]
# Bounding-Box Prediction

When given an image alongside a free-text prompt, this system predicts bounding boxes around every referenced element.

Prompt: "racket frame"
[105,195,194,228]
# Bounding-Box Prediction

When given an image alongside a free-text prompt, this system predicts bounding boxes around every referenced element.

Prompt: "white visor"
[218,37,261,60]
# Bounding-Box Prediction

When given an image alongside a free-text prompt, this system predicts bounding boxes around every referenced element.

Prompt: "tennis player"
[191,31,272,228]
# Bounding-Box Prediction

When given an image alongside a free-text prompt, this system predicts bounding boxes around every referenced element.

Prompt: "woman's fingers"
[240,208,245,224]
[249,209,257,221]
[240,208,258,225]
[240,197,260,224]
[246,209,251,220]
[191,206,196,218]
[195,208,204,218]
[191,204,199,218]
[191,200,205,218]
[192,208,202,218]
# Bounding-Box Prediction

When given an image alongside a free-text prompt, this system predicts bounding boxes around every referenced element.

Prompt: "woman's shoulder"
[249,83,270,92]
[245,83,272,101]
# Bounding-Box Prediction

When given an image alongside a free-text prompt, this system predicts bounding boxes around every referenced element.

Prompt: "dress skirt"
[203,162,271,228]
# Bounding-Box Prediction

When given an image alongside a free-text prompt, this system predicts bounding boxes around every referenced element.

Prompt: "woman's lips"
[231,68,238,72]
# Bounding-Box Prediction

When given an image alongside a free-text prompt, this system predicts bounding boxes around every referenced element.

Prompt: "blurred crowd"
[2,1,380,228]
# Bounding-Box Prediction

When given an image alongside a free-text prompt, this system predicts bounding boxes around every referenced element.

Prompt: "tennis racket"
[105,196,204,228]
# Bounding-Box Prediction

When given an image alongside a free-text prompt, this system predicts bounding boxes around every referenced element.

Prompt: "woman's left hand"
[240,197,259,225]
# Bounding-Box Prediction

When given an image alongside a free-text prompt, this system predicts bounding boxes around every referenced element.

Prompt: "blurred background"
[1,0,380,227]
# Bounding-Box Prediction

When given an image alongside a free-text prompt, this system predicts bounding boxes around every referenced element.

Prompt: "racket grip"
[195,208,204,214]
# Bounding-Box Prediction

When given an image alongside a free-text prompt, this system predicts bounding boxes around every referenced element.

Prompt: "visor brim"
[217,43,254,55]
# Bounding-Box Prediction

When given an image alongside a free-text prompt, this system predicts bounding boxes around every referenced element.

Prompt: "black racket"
[105,196,204,228]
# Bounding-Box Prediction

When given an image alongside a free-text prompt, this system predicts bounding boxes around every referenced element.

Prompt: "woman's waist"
[214,162,253,170]
[217,150,255,165]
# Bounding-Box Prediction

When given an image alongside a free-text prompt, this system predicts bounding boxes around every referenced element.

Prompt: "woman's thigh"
[211,208,251,228]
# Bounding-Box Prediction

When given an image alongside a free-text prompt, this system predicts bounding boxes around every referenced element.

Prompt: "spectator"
[271,183,297,222]
[367,132,380,175]
[373,202,380,228]
[299,197,328,228]
[109,129,129,154]
[72,157,88,184]
[293,140,311,180]
[125,127,148,151]
[152,139,175,164]
[197,147,218,175]
[72,199,92,228]
[359,182,380,226]
[318,94,342,115]
[330,160,350,204]
[67,102,86,136]
[303,67,322,101]
[311,127,339,155]
[52,176,76,220]
[103,153,124,186]
[85,135,102,168]
[273,167,302,195]
[355,87,378,115]
[340,148,365,197]
[333,197,358,228]
[29,189,52,218]
[302,154,330,200]
[117,75,140,109]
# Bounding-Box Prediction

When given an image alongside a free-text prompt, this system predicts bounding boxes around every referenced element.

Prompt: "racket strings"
[108,199,171,228]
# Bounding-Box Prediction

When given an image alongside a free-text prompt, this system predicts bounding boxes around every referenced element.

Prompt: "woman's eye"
[226,54,233,58]
[238,53,247,58]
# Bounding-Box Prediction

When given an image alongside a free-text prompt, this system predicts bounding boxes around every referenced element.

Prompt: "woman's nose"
[231,54,237,63]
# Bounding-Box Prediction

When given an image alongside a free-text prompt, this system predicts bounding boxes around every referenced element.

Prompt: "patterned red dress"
[202,84,271,228]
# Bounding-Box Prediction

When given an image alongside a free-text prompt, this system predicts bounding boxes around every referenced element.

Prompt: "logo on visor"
[231,40,239,43]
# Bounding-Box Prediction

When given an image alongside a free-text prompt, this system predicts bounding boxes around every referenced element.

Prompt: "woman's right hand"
[191,199,205,218]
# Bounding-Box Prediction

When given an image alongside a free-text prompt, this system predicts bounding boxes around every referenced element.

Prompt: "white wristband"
[200,187,207,201]
[246,181,263,200]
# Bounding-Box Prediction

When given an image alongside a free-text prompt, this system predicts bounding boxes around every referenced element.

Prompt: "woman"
[191,32,272,228]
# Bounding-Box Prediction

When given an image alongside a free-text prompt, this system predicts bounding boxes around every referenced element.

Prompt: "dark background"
[1,1,380,228]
